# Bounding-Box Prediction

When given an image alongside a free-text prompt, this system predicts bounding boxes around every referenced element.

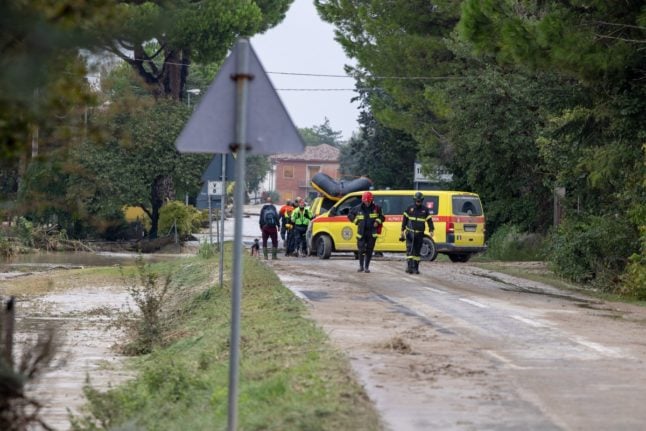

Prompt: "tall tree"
[71,99,209,239]
[459,0,645,285]
[299,118,345,147]
[100,0,293,101]
[315,0,462,156]
[340,109,417,189]
[458,1,645,212]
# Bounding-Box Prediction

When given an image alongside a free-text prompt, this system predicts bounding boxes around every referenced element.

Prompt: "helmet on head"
[361,191,373,204]
[414,192,424,201]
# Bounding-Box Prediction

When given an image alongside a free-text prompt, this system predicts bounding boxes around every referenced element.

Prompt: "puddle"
[300,290,330,301]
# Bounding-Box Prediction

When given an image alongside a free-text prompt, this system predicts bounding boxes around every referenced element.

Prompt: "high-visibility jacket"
[402,204,434,234]
[348,202,384,239]
[291,206,312,226]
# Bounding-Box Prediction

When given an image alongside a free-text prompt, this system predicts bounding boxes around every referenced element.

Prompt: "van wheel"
[316,235,332,260]
[353,251,359,260]
[448,253,471,263]
[420,237,438,261]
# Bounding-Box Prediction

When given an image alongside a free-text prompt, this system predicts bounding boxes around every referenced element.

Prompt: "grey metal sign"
[175,41,305,155]
[202,154,235,182]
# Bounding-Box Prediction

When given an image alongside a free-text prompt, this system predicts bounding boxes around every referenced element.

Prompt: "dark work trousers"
[261,226,278,249]
[285,228,296,255]
[406,231,424,270]
[294,225,308,255]
[357,236,377,270]
[280,224,287,241]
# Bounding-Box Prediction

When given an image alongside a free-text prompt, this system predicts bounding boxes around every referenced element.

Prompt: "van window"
[452,196,482,216]
[373,196,407,215]
[336,196,362,216]
[370,195,440,216]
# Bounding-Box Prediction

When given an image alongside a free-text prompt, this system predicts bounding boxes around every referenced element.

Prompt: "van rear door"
[451,195,485,247]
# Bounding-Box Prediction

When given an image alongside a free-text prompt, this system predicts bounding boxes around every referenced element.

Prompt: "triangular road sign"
[176,40,305,155]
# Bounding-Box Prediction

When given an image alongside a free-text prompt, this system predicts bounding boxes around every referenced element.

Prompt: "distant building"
[267,144,340,202]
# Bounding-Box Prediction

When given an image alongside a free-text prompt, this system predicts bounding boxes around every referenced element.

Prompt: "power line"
[275,88,358,91]
[103,55,463,80]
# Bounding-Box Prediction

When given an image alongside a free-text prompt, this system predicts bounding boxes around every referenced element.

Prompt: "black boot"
[405,259,413,273]
[358,254,365,272]
[364,254,372,273]
[414,260,420,274]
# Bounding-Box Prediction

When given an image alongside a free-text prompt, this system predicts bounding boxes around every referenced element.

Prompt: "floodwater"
[1,250,180,268]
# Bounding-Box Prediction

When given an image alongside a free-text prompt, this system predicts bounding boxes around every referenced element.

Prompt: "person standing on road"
[290,198,312,257]
[400,191,434,274]
[278,199,294,246]
[348,191,384,273]
[259,196,280,260]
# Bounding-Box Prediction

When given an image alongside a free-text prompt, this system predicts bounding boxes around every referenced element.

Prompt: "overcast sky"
[251,0,360,141]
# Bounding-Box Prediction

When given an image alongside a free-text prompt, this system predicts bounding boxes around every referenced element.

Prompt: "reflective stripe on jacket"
[348,202,385,239]
[402,204,434,233]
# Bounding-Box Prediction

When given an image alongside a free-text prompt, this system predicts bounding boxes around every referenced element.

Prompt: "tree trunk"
[149,174,175,239]
[162,49,190,101]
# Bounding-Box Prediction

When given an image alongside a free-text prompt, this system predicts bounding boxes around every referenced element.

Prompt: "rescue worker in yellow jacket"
[348,191,385,273]
[400,191,434,274]
[290,198,312,257]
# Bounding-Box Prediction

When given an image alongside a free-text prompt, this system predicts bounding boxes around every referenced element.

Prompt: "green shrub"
[0,235,14,258]
[485,224,547,261]
[16,217,34,247]
[620,221,646,299]
[197,241,217,259]
[119,258,171,355]
[548,215,638,290]
[159,201,204,239]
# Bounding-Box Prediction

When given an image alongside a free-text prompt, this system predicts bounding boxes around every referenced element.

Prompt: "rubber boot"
[271,247,279,260]
[406,259,413,274]
[263,247,268,260]
[357,254,365,272]
[364,254,372,273]
[414,260,420,274]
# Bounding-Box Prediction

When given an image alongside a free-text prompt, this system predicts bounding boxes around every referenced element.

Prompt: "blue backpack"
[263,206,278,227]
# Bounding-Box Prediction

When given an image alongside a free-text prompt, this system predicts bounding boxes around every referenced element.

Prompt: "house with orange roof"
[267,144,340,203]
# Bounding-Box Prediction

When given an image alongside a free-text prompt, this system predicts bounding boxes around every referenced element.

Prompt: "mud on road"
[6,249,646,431]
[270,256,646,431]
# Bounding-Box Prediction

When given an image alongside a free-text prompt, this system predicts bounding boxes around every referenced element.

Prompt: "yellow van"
[307,190,486,262]
[309,196,337,218]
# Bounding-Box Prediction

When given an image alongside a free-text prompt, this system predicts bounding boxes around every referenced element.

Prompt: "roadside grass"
[71,251,382,431]
[472,261,646,306]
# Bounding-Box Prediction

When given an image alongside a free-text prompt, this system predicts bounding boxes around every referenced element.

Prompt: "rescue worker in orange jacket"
[400,191,434,274]
[348,191,384,273]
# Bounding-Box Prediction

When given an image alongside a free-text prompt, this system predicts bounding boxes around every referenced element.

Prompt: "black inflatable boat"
[310,172,372,201]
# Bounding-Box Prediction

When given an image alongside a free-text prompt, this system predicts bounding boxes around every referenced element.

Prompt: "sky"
[251,0,360,141]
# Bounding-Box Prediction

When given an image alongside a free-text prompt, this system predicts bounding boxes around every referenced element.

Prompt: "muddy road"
[271,256,646,431]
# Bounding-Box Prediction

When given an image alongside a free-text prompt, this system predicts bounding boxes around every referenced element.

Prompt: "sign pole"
[208,189,213,244]
[227,38,250,431]
[175,35,305,431]
[220,156,226,287]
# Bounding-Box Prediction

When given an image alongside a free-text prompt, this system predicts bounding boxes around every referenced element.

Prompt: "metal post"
[227,38,250,431]
[2,297,15,368]
[208,195,213,244]
[220,155,226,287]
